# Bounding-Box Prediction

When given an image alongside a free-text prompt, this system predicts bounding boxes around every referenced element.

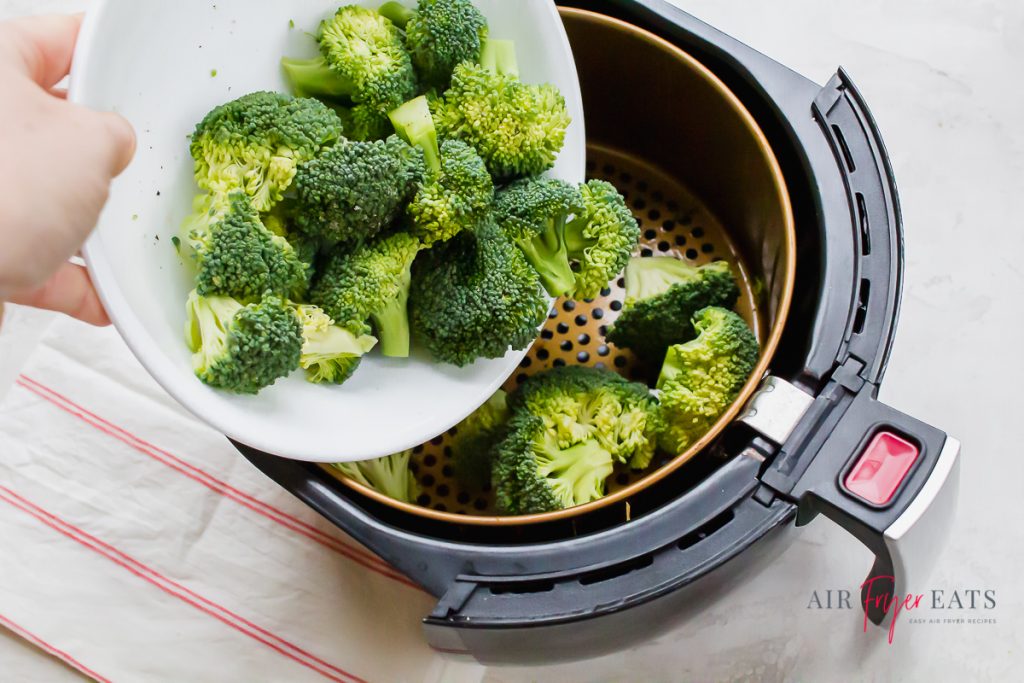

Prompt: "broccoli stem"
[370,270,413,358]
[516,218,577,297]
[563,217,595,256]
[281,56,354,99]
[378,1,416,28]
[537,439,614,507]
[479,39,519,78]
[389,96,441,174]
[624,257,699,300]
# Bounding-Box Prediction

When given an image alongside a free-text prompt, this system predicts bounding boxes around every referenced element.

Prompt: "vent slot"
[832,124,857,173]
[856,192,871,255]
[677,509,735,551]
[853,279,871,334]
[489,580,554,596]
[578,554,654,586]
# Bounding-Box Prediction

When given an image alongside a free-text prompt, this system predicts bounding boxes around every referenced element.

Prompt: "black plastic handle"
[762,364,960,626]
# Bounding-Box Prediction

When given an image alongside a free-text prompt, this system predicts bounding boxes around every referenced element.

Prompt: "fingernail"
[103,111,137,175]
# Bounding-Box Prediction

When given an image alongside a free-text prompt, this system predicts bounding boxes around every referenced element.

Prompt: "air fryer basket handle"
[779,387,961,627]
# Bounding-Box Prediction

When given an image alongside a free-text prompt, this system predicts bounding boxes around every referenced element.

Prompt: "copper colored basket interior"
[322,8,795,526]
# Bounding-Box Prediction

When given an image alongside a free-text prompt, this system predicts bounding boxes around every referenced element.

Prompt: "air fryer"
[237,0,961,665]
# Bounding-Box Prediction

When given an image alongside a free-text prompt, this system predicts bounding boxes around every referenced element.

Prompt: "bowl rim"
[326,6,798,526]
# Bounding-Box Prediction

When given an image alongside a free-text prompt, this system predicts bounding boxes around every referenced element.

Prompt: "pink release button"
[844,431,919,505]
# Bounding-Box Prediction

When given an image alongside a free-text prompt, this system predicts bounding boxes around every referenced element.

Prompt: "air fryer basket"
[324,8,796,525]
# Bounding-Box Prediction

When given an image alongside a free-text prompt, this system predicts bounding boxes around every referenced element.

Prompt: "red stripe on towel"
[16,375,419,591]
[0,612,112,683]
[0,485,367,683]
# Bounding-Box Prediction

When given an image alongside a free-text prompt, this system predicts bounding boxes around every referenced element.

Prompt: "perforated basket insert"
[325,144,762,517]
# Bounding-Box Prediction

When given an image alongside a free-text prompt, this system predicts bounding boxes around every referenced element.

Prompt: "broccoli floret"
[492,367,660,514]
[410,220,548,366]
[390,96,494,246]
[450,390,510,489]
[310,232,422,358]
[564,180,640,300]
[432,40,570,180]
[296,304,378,384]
[182,193,310,301]
[607,258,740,362]
[332,450,421,503]
[190,92,342,212]
[494,177,585,297]
[379,0,488,89]
[656,307,760,454]
[281,6,416,114]
[185,290,302,394]
[293,135,424,244]
[332,102,394,141]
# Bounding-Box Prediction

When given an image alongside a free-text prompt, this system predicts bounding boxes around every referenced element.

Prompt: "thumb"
[7,262,110,326]
[88,109,137,177]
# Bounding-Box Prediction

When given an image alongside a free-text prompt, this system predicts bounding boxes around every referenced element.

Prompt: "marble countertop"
[1,0,1020,680]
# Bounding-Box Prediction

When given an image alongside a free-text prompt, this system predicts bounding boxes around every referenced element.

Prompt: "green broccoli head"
[494,177,585,297]
[379,0,488,89]
[450,389,510,489]
[390,96,494,246]
[564,179,640,300]
[656,306,760,454]
[282,6,417,114]
[185,290,302,394]
[183,193,310,301]
[190,92,342,211]
[310,232,422,358]
[493,367,661,515]
[293,135,425,244]
[410,219,548,367]
[432,40,570,180]
[296,304,378,385]
[607,258,740,362]
[332,450,421,504]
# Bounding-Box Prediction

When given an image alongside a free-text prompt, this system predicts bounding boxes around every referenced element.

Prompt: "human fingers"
[7,261,110,326]
[0,14,82,88]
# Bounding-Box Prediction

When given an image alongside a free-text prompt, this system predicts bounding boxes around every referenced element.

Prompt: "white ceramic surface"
[68,0,585,462]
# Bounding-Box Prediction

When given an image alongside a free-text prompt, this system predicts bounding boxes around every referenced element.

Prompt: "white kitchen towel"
[0,316,487,683]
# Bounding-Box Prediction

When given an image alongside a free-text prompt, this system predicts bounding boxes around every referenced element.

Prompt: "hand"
[0,14,135,326]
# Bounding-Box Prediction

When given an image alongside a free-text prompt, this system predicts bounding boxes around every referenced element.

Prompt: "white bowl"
[70,0,585,462]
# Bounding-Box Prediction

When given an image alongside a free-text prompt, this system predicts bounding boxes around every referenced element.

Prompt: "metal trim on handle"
[884,436,961,595]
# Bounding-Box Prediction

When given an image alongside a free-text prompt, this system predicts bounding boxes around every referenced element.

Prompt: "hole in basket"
[424,454,437,467]
[560,340,574,352]
[702,243,715,254]
[641,248,653,257]
[537,349,550,360]
[577,351,590,363]
[610,301,622,312]
[657,241,670,252]
[662,220,676,231]
[421,474,435,487]
[457,492,470,504]
[417,494,431,506]
[578,554,653,586]
[592,308,605,320]
[473,499,488,511]
[574,314,588,326]
[553,359,566,368]
[433,503,447,512]
[436,484,450,497]
[686,249,699,260]
[577,333,591,345]
[557,322,570,334]
[442,465,453,477]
